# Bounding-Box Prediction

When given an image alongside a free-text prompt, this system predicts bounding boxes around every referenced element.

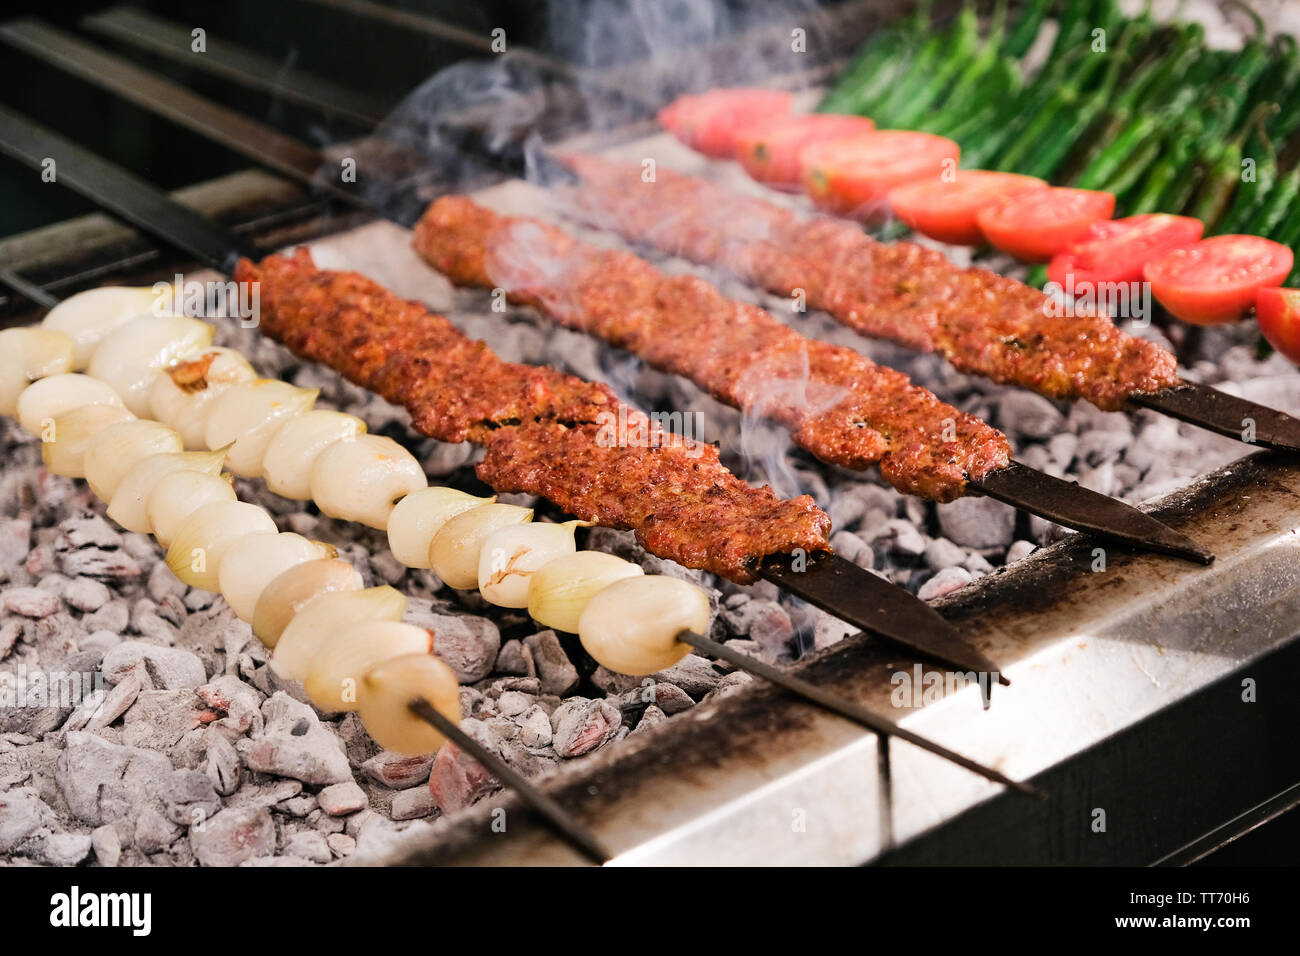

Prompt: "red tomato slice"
[1256,287,1300,362]
[800,132,961,219]
[735,114,877,190]
[975,187,1115,262]
[886,171,1047,245]
[1047,214,1204,288]
[1145,236,1295,325]
[657,88,793,159]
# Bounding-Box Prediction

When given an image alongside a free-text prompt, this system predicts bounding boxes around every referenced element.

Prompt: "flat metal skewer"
[678,630,1043,799]
[409,698,611,865]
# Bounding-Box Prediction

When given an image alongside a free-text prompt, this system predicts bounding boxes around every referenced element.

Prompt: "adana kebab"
[559,155,1300,448]
[0,107,1001,677]
[411,195,1209,560]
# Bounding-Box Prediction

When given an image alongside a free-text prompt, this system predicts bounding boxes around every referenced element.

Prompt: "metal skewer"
[409,698,612,865]
[677,630,1043,798]
[0,21,1220,568]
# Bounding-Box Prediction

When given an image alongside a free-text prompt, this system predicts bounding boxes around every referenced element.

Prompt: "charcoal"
[326,833,356,857]
[390,786,439,821]
[551,698,622,758]
[318,781,368,816]
[918,567,974,601]
[427,719,502,813]
[494,638,536,677]
[0,787,56,853]
[190,806,276,867]
[90,824,122,867]
[236,693,352,786]
[523,629,579,696]
[283,829,333,863]
[159,769,221,826]
[998,392,1065,441]
[205,732,242,797]
[936,496,1017,550]
[2,586,60,618]
[361,751,434,789]
[404,601,500,683]
[1006,540,1037,563]
[516,705,553,749]
[103,642,206,691]
[63,577,111,612]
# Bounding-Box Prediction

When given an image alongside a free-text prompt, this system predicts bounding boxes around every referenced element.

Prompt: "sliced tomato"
[1256,287,1300,362]
[800,132,961,219]
[1144,236,1295,325]
[886,171,1047,245]
[657,88,793,159]
[975,187,1115,262]
[1047,214,1204,289]
[735,114,876,191]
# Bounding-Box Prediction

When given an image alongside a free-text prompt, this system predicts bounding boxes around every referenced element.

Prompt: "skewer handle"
[408,698,612,865]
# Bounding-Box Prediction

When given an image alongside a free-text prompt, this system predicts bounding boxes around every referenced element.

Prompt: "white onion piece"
[217,532,332,622]
[165,500,277,591]
[578,576,709,676]
[527,551,644,634]
[88,315,214,416]
[429,503,533,590]
[106,448,227,534]
[16,373,125,436]
[148,347,256,449]
[478,521,578,608]
[41,286,166,367]
[252,558,364,648]
[146,470,237,547]
[303,621,433,713]
[387,486,494,569]
[83,419,184,501]
[262,409,367,500]
[271,586,407,681]
[40,404,137,478]
[357,654,461,755]
[203,379,318,478]
[0,328,77,415]
[310,433,427,530]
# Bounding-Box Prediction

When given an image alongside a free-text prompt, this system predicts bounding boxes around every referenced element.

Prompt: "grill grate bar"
[81,5,390,127]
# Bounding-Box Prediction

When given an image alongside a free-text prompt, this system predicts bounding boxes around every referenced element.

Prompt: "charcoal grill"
[2,0,1299,866]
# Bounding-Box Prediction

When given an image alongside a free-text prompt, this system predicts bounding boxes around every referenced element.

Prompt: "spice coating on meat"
[413,196,1010,500]
[561,155,1181,412]
[233,249,829,582]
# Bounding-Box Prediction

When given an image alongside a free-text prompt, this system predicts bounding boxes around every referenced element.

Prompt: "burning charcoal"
[283,830,333,863]
[494,638,536,677]
[198,675,265,738]
[205,732,242,797]
[402,602,500,683]
[281,795,317,817]
[1047,433,1079,468]
[830,530,873,570]
[60,548,143,580]
[224,780,303,812]
[523,629,579,696]
[90,824,121,867]
[2,586,60,618]
[183,589,216,613]
[615,680,694,715]
[390,786,439,821]
[318,781,368,816]
[81,629,121,657]
[963,552,994,577]
[868,518,927,557]
[551,698,622,758]
[56,731,174,826]
[936,496,1017,550]
[427,719,502,813]
[80,673,142,731]
[236,692,352,786]
[121,690,206,751]
[813,609,856,650]
[37,831,93,866]
[0,517,30,572]
[62,576,111,613]
[159,769,221,826]
[630,704,668,736]
[517,705,553,749]
[56,513,121,551]
[135,805,183,854]
[1077,430,1132,466]
[0,619,21,661]
[361,751,435,789]
[918,567,974,601]
[130,603,179,644]
[190,806,276,867]
[923,537,966,573]
[83,599,129,634]
[651,654,723,698]
[146,562,187,603]
[998,392,1065,441]
[327,833,356,857]
[102,641,207,690]
[1006,540,1037,563]
[0,787,56,853]
[496,691,534,717]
